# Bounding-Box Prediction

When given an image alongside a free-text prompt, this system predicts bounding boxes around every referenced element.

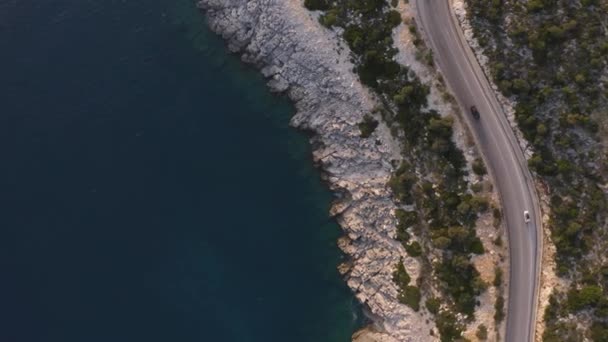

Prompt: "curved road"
[411,0,542,341]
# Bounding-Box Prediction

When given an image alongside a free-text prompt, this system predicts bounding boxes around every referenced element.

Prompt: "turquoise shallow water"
[0,0,362,341]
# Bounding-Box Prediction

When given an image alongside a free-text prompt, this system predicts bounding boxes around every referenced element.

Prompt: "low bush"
[400,285,421,311]
[426,297,441,315]
[358,115,379,138]
[405,241,423,257]
[472,158,487,176]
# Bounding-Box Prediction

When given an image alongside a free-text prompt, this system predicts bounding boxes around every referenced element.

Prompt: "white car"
[524,210,531,223]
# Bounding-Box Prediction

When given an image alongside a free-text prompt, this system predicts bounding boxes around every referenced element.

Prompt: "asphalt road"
[411,0,542,341]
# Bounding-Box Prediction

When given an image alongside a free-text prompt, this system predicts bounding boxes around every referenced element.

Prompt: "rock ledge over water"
[198,1,432,340]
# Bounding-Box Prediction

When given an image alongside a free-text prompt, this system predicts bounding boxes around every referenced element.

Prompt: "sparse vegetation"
[426,297,441,315]
[472,158,487,176]
[306,0,493,339]
[476,324,488,340]
[405,241,423,257]
[493,266,503,287]
[358,114,379,138]
[465,0,608,337]
[494,294,505,323]
[393,259,421,311]
[303,0,330,11]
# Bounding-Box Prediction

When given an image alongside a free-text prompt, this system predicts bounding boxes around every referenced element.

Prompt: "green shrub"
[396,209,419,229]
[567,285,603,311]
[476,324,488,340]
[493,235,503,246]
[526,0,545,12]
[472,158,487,175]
[470,195,489,212]
[495,294,505,322]
[426,297,441,315]
[591,321,608,342]
[358,115,379,138]
[436,311,464,342]
[386,10,402,28]
[389,162,417,203]
[436,256,481,316]
[470,237,485,254]
[320,11,339,27]
[400,285,421,311]
[511,78,531,95]
[393,258,411,287]
[304,0,330,11]
[433,236,451,249]
[494,267,503,287]
[405,241,423,257]
[471,182,483,193]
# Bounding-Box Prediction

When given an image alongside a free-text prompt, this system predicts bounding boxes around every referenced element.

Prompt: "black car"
[470,105,480,120]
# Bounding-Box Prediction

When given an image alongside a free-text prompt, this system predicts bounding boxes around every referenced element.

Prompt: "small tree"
[405,241,423,257]
[472,158,487,176]
[401,286,421,311]
[476,324,489,340]
[304,0,330,11]
[426,297,441,315]
[495,295,505,322]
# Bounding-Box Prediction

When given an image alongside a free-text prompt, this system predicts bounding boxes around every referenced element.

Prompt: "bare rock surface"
[198,0,432,340]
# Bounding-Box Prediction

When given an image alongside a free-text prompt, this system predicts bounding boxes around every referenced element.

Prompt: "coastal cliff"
[197,0,432,340]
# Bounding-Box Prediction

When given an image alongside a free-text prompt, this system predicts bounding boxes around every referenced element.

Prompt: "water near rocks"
[0,1,360,341]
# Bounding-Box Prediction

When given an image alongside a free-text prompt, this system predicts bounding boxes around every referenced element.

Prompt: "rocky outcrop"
[198,0,432,340]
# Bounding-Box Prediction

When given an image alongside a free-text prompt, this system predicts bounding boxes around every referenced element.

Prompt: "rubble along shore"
[197,0,432,341]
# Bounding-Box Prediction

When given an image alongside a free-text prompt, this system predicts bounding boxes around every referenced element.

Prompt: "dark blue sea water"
[0,1,361,341]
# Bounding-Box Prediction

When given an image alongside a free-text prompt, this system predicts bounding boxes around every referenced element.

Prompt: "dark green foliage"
[567,285,603,311]
[426,297,441,315]
[511,78,531,95]
[591,321,608,342]
[405,241,423,257]
[388,162,417,204]
[494,294,505,322]
[472,158,487,176]
[543,294,584,342]
[400,285,421,311]
[466,0,608,290]
[320,10,339,27]
[493,235,503,246]
[543,320,584,342]
[358,115,379,138]
[469,237,485,254]
[435,311,464,342]
[349,0,385,13]
[386,10,402,27]
[393,259,420,311]
[396,209,419,229]
[426,114,465,171]
[471,182,483,193]
[436,255,483,316]
[476,324,488,340]
[304,0,330,11]
[493,267,503,287]
[493,207,501,220]
[393,258,411,287]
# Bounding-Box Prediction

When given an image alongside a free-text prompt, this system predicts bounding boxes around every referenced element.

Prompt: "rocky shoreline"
[197,0,431,340]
